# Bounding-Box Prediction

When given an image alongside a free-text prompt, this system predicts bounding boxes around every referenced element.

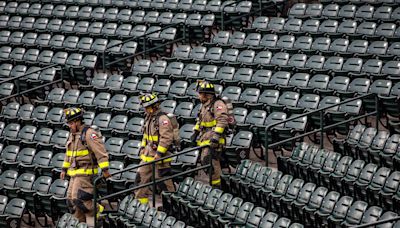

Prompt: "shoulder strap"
[80,126,90,145]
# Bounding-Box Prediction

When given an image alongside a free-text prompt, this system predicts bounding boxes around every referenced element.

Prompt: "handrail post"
[93,177,99,228]
[264,126,269,167]
[102,51,106,72]
[209,147,213,185]
[320,111,324,149]
[152,162,156,208]
[143,34,147,59]
[375,95,379,131]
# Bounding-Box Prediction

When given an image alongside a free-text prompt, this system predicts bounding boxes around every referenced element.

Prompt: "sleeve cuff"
[98,161,110,169]
[157,145,168,153]
[214,126,225,134]
[62,162,71,168]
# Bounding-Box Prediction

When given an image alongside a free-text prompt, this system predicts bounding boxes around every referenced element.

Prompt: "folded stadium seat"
[221,67,252,87]
[288,93,320,115]
[168,81,189,100]
[35,34,52,49]
[281,19,302,35]
[1,123,21,142]
[299,184,327,224]
[190,0,206,12]
[268,90,299,112]
[322,38,349,57]
[378,133,399,169]
[378,171,400,211]
[208,49,236,66]
[162,177,193,216]
[236,33,261,50]
[275,178,305,216]
[0,30,10,45]
[227,161,260,196]
[294,145,319,181]
[223,131,253,167]
[335,201,368,226]
[376,211,400,228]
[157,62,184,79]
[20,148,51,175]
[0,63,12,79]
[174,63,201,81]
[108,196,135,226]
[262,174,293,211]
[311,190,341,227]
[368,22,397,40]
[6,124,37,146]
[234,87,260,108]
[184,185,215,223]
[0,198,26,227]
[352,162,379,200]
[57,213,72,227]
[4,172,35,200]
[342,40,368,58]
[22,48,40,65]
[58,20,76,36]
[116,10,133,24]
[0,102,19,123]
[243,16,268,32]
[0,169,18,194]
[288,3,306,18]
[365,167,391,204]
[0,14,10,30]
[287,36,313,53]
[131,60,151,77]
[356,206,382,227]
[265,52,290,70]
[170,12,187,25]
[9,31,24,47]
[220,31,245,49]
[152,79,172,96]
[337,158,363,195]
[83,92,110,112]
[318,151,343,188]
[327,98,362,135]
[8,16,22,32]
[144,11,160,25]
[303,148,330,183]
[216,202,254,226]
[174,181,203,219]
[262,17,285,33]
[107,94,128,114]
[173,102,194,124]
[365,129,390,164]
[20,17,36,33]
[33,17,51,34]
[63,5,79,19]
[160,99,177,114]
[0,144,20,169]
[148,28,177,53]
[0,83,14,98]
[277,142,309,177]
[9,47,26,64]
[355,4,375,21]
[116,140,139,165]
[272,114,308,151]
[124,96,144,118]
[52,4,66,18]
[348,127,378,160]
[211,198,246,228]
[284,54,308,72]
[379,42,400,61]
[166,45,191,62]
[360,41,389,59]
[113,116,144,140]
[296,19,319,37]
[220,86,241,102]
[123,203,149,227]
[274,35,296,53]
[310,19,339,37]
[326,196,355,227]
[289,182,316,220]
[104,8,119,23]
[382,61,400,81]
[4,1,18,14]
[72,36,93,53]
[314,76,348,98]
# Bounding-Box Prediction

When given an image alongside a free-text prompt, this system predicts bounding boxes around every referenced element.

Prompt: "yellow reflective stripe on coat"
[143,134,159,142]
[140,154,172,163]
[138,198,149,204]
[66,150,89,157]
[141,139,147,147]
[212,179,221,185]
[214,127,225,134]
[98,161,109,169]
[200,120,217,127]
[157,145,168,153]
[196,138,225,146]
[194,124,200,131]
[62,162,71,168]
[67,168,99,176]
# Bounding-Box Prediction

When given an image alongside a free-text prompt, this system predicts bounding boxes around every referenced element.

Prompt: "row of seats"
[289,2,400,22]
[0,17,179,41]
[279,143,400,214]
[0,196,26,227]
[56,214,93,228]
[222,159,400,227]
[162,176,303,228]
[106,195,193,228]
[320,0,400,6]
[333,124,400,169]
[244,16,400,40]
[0,4,216,25]
[161,48,400,78]
[0,0,252,15]
[202,32,400,59]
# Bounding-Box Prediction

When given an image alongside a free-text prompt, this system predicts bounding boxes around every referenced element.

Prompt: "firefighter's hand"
[103,169,111,179]
[210,133,221,148]
[60,170,66,180]
[154,153,161,161]
[191,130,199,143]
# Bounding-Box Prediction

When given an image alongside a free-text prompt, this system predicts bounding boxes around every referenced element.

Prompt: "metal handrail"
[263,93,379,166]
[0,64,62,104]
[102,22,184,70]
[350,216,400,228]
[93,145,211,227]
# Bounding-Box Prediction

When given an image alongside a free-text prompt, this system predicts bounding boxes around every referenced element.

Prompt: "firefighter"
[135,93,175,204]
[61,107,111,227]
[192,81,229,187]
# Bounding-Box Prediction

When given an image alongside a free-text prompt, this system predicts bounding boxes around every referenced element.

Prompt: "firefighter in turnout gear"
[193,81,229,187]
[61,107,111,227]
[135,93,176,204]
